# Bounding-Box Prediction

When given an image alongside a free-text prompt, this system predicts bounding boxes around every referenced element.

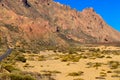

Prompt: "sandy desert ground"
[15,46,120,80]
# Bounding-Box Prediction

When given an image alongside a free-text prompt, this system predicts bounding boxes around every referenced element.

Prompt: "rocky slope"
[0,0,120,51]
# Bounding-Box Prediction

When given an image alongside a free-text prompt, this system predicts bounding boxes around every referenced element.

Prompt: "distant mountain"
[0,0,120,51]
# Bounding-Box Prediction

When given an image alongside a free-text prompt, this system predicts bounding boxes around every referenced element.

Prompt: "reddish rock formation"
[0,0,120,50]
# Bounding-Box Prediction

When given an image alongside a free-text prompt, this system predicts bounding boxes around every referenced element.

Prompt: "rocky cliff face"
[0,0,120,50]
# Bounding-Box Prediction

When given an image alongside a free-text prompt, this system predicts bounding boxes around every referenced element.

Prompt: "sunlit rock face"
[0,0,120,49]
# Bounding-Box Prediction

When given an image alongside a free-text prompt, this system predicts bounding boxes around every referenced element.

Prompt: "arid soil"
[15,46,120,80]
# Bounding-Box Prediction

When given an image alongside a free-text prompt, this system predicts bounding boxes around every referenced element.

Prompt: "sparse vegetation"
[41,70,61,74]
[95,77,106,80]
[3,64,20,72]
[38,55,46,61]
[0,73,36,80]
[60,54,80,62]
[111,74,120,78]
[100,72,107,77]
[108,61,120,69]
[73,78,84,80]
[86,62,103,69]
[93,62,102,69]
[16,55,26,63]
[0,46,120,80]
[68,71,84,76]
[107,71,112,73]
[9,74,35,80]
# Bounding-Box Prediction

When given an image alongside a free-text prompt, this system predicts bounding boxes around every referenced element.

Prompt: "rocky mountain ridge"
[0,0,120,51]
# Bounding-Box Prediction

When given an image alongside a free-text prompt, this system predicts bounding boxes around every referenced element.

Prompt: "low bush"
[108,61,120,69]
[38,55,46,61]
[61,54,80,62]
[10,74,35,80]
[3,64,19,72]
[68,71,84,76]
[16,56,26,63]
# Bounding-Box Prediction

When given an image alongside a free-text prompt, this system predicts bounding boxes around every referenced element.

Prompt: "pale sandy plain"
[16,46,120,80]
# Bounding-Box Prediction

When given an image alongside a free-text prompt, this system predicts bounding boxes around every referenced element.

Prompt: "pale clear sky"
[54,0,120,32]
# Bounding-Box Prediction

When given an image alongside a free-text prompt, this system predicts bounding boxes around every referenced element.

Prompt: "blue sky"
[54,0,120,32]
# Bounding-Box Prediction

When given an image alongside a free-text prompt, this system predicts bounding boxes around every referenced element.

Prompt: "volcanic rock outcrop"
[0,0,120,51]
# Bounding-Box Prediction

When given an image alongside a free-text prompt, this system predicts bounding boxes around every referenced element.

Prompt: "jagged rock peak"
[82,7,95,13]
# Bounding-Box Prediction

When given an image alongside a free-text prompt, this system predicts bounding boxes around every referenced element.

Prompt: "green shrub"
[3,64,19,72]
[99,72,107,77]
[38,55,46,61]
[23,75,36,80]
[86,62,102,69]
[16,56,26,63]
[108,61,120,69]
[61,54,80,62]
[10,74,23,80]
[93,62,102,69]
[68,71,84,76]
[10,74,35,80]
[50,70,61,74]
